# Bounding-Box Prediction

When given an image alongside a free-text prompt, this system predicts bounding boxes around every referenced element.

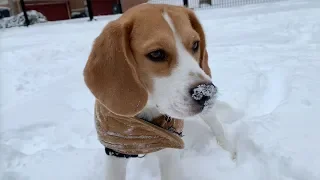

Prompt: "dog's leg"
[200,111,229,149]
[105,156,129,180]
[157,149,183,180]
[201,101,231,152]
[200,100,243,157]
[200,111,238,160]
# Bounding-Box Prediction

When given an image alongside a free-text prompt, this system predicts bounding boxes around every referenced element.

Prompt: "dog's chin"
[168,111,200,119]
[155,96,217,119]
[166,101,216,119]
[157,104,203,120]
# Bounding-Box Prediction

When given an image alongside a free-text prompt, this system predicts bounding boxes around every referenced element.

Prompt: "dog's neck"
[136,100,162,122]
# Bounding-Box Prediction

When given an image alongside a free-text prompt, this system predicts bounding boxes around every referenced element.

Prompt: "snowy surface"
[1,0,320,179]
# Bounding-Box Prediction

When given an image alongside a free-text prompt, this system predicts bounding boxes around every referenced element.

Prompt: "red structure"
[25,0,71,21]
[19,0,146,23]
[91,0,118,16]
[23,0,119,21]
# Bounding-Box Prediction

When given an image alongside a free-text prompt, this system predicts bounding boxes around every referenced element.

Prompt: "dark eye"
[146,49,167,62]
[192,41,200,53]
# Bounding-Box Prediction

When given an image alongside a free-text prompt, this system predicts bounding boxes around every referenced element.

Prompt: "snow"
[1,0,320,179]
[0,10,47,29]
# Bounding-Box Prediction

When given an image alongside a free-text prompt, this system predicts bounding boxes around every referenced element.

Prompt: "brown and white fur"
[83,3,227,180]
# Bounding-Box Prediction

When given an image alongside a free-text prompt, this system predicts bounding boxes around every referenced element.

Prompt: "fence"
[149,0,285,9]
[3,0,285,27]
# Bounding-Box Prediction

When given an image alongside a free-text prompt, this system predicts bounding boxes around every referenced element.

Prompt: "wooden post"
[20,0,30,26]
[183,0,188,7]
[86,0,94,21]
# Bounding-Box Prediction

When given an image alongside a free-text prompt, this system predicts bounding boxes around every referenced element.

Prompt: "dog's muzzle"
[189,82,217,108]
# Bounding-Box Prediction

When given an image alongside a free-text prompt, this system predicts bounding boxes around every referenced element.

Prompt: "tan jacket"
[94,101,184,155]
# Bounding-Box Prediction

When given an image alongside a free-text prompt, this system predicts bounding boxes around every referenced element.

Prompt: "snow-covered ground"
[1,0,320,179]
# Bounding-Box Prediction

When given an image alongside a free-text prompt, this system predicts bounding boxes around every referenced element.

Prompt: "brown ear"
[201,49,211,77]
[83,20,148,117]
[186,9,212,78]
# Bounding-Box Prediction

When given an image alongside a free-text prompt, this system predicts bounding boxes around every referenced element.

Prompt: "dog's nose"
[189,82,217,107]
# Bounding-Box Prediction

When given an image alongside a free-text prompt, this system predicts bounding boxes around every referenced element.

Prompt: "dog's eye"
[146,49,166,62]
[192,41,200,53]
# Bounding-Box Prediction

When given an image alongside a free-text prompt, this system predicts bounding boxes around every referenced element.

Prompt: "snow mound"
[0,10,47,29]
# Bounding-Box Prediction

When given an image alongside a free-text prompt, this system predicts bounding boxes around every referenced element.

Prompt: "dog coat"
[94,101,184,155]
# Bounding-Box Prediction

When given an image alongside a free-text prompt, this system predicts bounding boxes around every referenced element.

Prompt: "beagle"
[83,3,226,180]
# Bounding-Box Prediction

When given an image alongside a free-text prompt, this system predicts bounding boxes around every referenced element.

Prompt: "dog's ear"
[186,9,212,78]
[83,20,148,117]
[202,49,211,77]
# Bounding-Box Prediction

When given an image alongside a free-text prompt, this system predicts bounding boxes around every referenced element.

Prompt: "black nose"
[189,82,217,107]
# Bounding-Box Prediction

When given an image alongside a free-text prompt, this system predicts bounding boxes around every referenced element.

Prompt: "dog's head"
[83,4,217,119]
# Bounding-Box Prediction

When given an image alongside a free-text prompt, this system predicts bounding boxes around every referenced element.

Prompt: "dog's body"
[84,3,227,180]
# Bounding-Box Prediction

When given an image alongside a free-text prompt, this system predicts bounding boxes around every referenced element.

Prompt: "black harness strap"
[104,147,145,158]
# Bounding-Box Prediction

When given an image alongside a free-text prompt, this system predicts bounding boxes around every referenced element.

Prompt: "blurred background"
[0,0,284,28]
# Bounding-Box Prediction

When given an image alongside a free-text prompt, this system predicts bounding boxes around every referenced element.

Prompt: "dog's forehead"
[126,4,194,39]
